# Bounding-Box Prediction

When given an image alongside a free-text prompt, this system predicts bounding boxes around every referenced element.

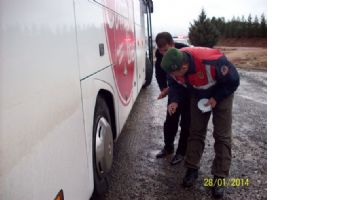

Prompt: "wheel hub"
[95,117,113,179]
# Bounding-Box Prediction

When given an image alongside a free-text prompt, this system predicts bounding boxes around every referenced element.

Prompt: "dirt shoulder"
[216,46,267,71]
[216,38,267,71]
[218,38,267,48]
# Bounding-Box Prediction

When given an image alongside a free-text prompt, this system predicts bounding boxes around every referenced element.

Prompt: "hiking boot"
[156,148,173,158]
[182,168,198,187]
[211,176,225,199]
[170,154,184,165]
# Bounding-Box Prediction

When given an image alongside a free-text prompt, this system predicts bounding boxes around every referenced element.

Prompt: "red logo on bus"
[103,0,135,105]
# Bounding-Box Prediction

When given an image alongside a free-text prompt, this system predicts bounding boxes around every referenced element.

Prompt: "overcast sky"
[151,0,267,37]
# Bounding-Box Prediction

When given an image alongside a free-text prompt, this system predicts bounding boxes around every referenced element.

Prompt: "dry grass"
[216,46,267,70]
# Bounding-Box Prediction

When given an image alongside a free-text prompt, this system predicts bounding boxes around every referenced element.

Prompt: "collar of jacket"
[184,52,196,75]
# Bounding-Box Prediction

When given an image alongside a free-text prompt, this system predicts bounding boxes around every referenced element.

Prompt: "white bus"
[0,0,154,199]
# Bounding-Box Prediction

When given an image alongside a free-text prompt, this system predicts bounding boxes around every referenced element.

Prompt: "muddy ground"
[94,68,267,200]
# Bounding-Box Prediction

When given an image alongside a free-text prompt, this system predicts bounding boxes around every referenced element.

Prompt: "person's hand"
[167,102,178,116]
[204,97,217,108]
[157,87,169,100]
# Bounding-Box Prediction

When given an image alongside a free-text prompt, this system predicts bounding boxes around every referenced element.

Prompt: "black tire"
[92,96,113,196]
[143,56,153,88]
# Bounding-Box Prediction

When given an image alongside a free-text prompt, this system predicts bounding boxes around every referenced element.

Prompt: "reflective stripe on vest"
[192,64,216,90]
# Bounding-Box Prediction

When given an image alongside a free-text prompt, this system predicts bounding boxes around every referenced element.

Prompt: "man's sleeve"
[154,50,168,91]
[204,56,240,102]
[167,76,183,104]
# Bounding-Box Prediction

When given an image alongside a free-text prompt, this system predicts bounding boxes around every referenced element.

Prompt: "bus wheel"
[92,96,113,196]
[143,56,153,88]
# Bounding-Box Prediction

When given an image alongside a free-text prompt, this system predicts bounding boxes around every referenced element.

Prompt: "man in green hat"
[161,47,240,199]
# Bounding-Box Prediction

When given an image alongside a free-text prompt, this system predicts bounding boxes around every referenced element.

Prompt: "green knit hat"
[161,48,184,73]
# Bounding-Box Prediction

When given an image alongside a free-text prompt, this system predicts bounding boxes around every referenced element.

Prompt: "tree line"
[188,9,267,47]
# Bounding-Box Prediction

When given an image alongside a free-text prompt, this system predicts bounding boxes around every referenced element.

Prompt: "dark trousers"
[163,97,191,156]
[185,94,234,177]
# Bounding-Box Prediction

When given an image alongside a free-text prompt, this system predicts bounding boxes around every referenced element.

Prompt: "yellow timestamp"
[203,177,250,187]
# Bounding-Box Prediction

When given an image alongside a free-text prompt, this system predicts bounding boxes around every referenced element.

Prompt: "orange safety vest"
[181,47,224,90]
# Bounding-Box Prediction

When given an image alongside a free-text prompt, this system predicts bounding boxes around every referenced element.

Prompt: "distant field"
[217,46,267,70]
[217,37,267,48]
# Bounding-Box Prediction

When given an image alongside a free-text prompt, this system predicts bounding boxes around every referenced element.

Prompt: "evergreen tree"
[253,15,260,37]
[234,16,242,38]
[195,12,267,40]
[260,13,267,37]
[247,14,253,37]
[241,15,246,22]
[188,9,220,47]
[240,15,247,37]
[224,21,232,38]
[231,17,240,38]
[211,17,226,36]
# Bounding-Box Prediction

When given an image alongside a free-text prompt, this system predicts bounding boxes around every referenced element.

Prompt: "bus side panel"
[0,1,91,199]
[79,68,118,194]
[112,0,137,130]
[74,0,112,79]
[74,1,150,196]
[75,0,149,162]
[74,0,121,192]
[133,0,147,95]
[96,0,140,135]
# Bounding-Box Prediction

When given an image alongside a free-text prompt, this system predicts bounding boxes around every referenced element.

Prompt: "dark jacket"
[168,49,240,104]
[154,42,188,91]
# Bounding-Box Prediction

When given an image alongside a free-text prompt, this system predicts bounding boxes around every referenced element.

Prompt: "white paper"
[197,98,212,113]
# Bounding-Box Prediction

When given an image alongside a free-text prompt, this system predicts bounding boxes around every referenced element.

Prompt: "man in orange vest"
[161,47,239,199]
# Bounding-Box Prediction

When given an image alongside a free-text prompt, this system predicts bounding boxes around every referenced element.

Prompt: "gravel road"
[94,68,267,200]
